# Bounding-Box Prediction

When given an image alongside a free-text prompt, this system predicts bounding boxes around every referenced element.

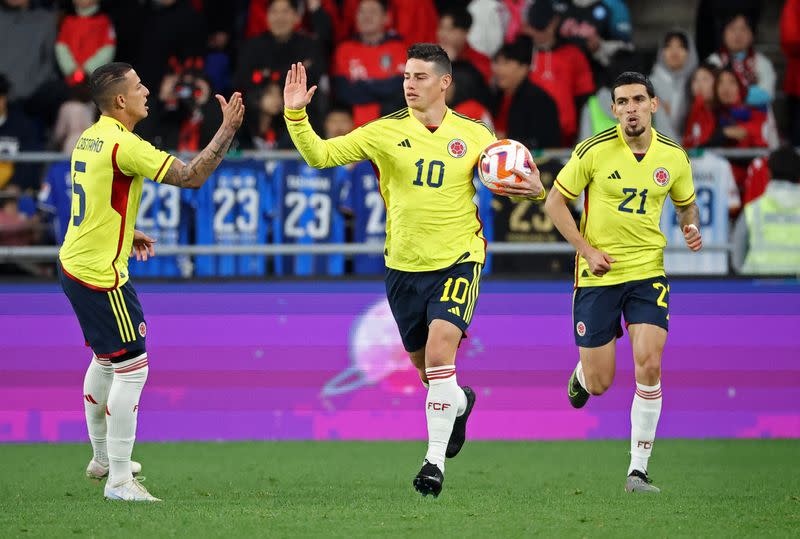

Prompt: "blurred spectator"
[240,79,294,150]
[467,0,508,58]
[324,104,354,138]
[526,0,595,146]
[55,0,115,87]
[336,0,438,47]
[438,7,492,83]
[101,0,146,68]
[0,74,41,192]
[682,62,718,148]
[0,185,35,246]
[492,39,560,149]
[649,29,698,138]
[245,0,336,49]
[695,0,760,61]
[578,51,674,140]
[556,0,633,71]
[135,0,208,96]
[137,59,220,152]
[781,0,800,146]
[332,0,405,127]
[446,64,493,127]
[500,0,529,45]
[202,0,238,96]
[235,0,325,98]
[706,14,775,108]
[0,0,64,125]
[732,145,800,275]
[712,67,768,149]
[742,144,800,207]
[50,83,94,153]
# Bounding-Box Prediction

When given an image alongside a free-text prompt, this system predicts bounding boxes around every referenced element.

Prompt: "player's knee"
[424,339,453,368]
[585,372,614,395]
[635,359,661,385]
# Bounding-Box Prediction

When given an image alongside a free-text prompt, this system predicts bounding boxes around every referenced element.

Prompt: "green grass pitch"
[2,440,798,537]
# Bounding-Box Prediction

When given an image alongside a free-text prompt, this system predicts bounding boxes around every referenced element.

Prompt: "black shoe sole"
[413,475,443,498]
[567,369,590,409]
[446,386,476,458]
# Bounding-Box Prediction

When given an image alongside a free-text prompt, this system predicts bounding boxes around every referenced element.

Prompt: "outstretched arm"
[284,62,370,168]
[675,201,703,251]
[161,92,245,189]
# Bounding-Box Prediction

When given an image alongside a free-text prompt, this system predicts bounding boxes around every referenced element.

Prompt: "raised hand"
[215,91,245,131]
[130,230,157,262]
[284,62,318,110]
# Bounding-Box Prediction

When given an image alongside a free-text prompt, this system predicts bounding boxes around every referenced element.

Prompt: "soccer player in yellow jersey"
[58,62,243,501]
[545,72,703,493]
[283,44,544,497]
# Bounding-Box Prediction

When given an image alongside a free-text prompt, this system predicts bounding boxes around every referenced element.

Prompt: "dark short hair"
[611,71,656,101]
[327,103,353,117]
[494,38,533,66]
[441,8,472,31]
[89,62,133,111]
[407,43,451,75]
[663,31,689,50]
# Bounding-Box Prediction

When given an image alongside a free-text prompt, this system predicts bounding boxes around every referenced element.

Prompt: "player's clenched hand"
[498,158,545,199]
[284,62,317,109]
[582,246,615,277]
[131,230,157,262]
[683,224,703,251]
[216,91,244,131]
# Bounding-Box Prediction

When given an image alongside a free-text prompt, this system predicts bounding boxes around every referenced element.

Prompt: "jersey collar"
[409,106,450,135]
[617,124,656,163]
[98,115,129,132]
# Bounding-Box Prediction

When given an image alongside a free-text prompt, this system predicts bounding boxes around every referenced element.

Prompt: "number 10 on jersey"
[413,159,445,188]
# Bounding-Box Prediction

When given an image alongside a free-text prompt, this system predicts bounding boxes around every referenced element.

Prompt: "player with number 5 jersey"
[58,62,243,502]
[545,71,703,494]
[284,44,544,498]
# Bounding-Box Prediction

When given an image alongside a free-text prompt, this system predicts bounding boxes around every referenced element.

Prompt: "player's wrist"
[284,107,308,121]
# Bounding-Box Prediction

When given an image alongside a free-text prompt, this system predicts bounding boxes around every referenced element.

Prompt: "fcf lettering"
[637,440,653,449]
[427,402,450,411]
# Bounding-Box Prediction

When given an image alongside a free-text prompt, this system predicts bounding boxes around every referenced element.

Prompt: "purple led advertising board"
[1,280,798,442]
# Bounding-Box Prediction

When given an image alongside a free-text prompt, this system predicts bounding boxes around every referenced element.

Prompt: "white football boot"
[104,478,161,502]
[86,459,142,480]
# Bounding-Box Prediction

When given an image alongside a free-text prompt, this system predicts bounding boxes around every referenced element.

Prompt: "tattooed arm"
[161,92,245,189]
[675,201,703,251]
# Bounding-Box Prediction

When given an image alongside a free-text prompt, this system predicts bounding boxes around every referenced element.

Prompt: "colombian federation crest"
[448,139,467,158]
[653,167,670,187]
[139,322,147,337]
[576,321,587,337]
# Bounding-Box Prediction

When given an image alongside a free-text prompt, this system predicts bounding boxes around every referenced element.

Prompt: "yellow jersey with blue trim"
[285,106,498,272]
[554,125,696,287]
[59,115,175,290]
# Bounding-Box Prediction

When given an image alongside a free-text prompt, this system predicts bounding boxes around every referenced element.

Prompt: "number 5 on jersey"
[72,161,87,226]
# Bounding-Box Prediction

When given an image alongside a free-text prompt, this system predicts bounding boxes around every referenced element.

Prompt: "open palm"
[284,62,317,109]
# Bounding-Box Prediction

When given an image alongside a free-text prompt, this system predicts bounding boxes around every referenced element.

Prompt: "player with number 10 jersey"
[283,44,544,497]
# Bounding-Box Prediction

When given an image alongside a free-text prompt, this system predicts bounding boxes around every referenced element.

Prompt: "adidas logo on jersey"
[397,139,412,148]
[608,170,621,179]
[447,306,461,317]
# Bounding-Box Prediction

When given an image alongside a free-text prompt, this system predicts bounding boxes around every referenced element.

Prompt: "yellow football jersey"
[285,106,499,271]
[555,125,695,287]
[59,116,174,290]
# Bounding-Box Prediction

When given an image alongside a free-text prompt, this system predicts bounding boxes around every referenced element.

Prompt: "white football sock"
[628,381,663,475]
[575,360,587,391]
[83,355,114,465]
[424,366,460,471]
[107,353,149,486]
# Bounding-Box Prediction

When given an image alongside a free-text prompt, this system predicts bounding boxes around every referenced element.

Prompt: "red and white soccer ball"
[477,139,533,195]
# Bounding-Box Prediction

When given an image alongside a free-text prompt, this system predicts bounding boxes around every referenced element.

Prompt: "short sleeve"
[554,151,591,200]
[116,134,174,182]
[670,160,696,206]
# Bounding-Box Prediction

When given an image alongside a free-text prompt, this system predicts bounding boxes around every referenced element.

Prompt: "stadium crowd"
[0,0,799,276]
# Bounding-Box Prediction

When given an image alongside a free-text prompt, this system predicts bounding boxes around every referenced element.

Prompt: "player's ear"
[115,93,125,110]
[650,95,659,113]
[441,73,452,92]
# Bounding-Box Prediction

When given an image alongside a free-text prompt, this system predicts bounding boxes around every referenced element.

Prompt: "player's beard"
[624,124,646,137]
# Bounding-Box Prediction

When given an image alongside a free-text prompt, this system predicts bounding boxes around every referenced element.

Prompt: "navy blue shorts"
[385,262,483,352]
[572,276,670,348]
[58,264,147,361]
